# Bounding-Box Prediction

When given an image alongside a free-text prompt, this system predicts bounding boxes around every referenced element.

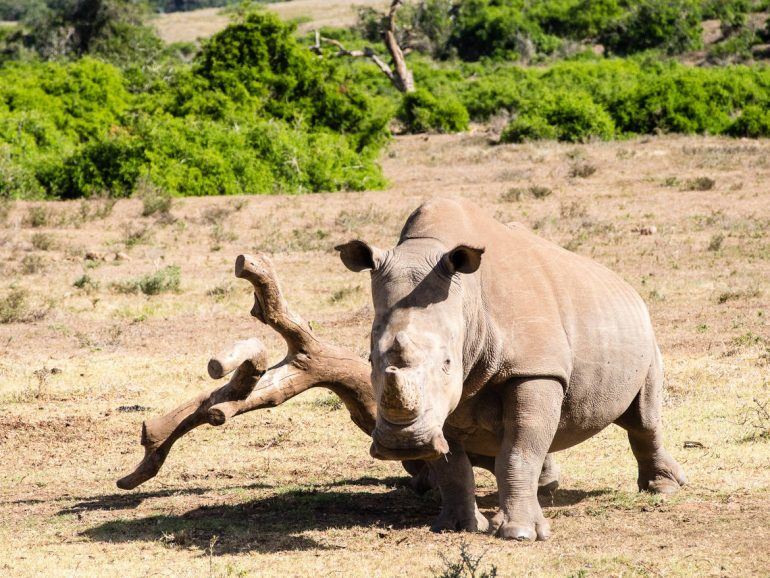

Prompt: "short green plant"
[708,233,725,252]
[433,541,497,578]
[530,185,553,199]
[569,161,597,178]
[139,266,180,295]
[73,274,100,292]
[111,266,181,296]
[312,394,344,411]
[737,397,770,442]
[139,180,173,217]
[21,254,45,274]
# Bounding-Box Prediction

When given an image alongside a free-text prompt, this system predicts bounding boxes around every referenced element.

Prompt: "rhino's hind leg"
[537,454,561,495]
[429,440,489,533]
[616,352,687,494]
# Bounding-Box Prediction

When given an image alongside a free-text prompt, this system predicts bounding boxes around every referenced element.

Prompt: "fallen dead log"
[117,253,377,491]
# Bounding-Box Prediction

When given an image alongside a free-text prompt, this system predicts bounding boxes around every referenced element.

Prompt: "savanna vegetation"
[1,0,770,200]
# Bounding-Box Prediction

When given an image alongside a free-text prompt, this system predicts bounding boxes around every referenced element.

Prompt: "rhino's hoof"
[431,507,489,533]
[639,458,688,495]
[644,475,684,495]
[489,512,550,541]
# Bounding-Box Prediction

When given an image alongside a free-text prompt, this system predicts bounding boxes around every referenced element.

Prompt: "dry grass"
[152,0,389,43]
[1,133,769,577]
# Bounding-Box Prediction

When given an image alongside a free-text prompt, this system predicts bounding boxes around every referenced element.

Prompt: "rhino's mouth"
[370,421,449,461]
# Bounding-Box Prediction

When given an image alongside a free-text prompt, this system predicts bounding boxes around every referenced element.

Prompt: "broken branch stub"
[117,253,376,491]
[208,337,266,379]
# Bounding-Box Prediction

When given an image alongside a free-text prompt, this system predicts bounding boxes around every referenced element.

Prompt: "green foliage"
[708,27,760,64]
[0,12,388,199]
[0,287,29,323]
[727,105,770,137]
[601,0,704,55]
[399,88,469,133]
[138,265,180,295]
[702,0,750,32]
[530,0,622,40]
[501,90,614,143]
[2,0,164,64]
[441,59,770,140]
[449,0,563,61]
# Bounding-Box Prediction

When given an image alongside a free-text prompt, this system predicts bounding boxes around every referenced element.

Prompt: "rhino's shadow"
[80,477,605,554]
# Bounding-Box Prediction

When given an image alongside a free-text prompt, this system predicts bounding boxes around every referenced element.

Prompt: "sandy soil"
[1,132,769,576]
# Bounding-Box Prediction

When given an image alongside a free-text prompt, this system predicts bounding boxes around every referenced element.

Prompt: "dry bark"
[310,0,414,93]
[117,253,376,490]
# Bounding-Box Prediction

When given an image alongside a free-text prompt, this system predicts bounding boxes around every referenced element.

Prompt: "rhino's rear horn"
[389,331,424,367]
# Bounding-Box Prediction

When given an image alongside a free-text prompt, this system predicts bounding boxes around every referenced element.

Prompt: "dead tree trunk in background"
[311,0,414,93]
[384,0,414,93]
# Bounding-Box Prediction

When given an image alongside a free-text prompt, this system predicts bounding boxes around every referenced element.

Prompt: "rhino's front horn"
[380,367,421,424]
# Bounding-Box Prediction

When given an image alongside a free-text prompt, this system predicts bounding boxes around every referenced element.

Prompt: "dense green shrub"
[399,88,469,133]
[500,114,558,142]
[192,12,390,146]
[602,0,703,55]
[501,90,614,143]
[0,12,389,199]
[449,0,562,61]
[702,0,750,33]
[3,0,164,64]
[413,58,770,141]
[530,0,622,40]
[727,105,770,137]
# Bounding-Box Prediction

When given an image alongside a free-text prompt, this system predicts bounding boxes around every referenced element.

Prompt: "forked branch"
[117,253,376,491]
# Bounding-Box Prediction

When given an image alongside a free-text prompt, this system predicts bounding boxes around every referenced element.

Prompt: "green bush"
[501,91,614,143]
[602,0,703,55]
[449,0,562,61]
[139,266,181,295]
[530,0,622,40]
[399,88,469,133]
[0,12,390,199]
[727,105,770,137]
[500,114,558,142]
[702,0,750,33]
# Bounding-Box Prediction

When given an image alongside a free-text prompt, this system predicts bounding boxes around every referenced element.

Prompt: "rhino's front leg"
[429,439,489,533]
[491,378,563,541]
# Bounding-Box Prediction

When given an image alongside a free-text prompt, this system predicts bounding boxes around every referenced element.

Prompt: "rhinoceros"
[336,198,687,541]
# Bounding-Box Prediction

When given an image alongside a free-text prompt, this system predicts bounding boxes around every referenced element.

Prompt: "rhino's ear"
[444,244,485,275]
[335,240,384,272]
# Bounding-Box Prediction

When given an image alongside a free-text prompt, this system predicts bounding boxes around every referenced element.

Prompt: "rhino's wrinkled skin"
[337,198,687,541]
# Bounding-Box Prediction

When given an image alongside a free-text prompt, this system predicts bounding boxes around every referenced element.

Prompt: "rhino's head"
[336,237,484,461]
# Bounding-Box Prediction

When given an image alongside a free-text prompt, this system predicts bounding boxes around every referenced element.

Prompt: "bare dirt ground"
[152,0,389,43]
[1,132,769,577]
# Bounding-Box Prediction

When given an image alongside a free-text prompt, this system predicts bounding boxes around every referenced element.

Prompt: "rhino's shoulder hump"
[399,197,504,246]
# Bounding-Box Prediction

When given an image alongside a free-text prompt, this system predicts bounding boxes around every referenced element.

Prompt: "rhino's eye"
[442,358,451,373]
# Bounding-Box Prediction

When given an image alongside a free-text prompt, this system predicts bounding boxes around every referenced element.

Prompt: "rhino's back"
[401,198,656,407]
